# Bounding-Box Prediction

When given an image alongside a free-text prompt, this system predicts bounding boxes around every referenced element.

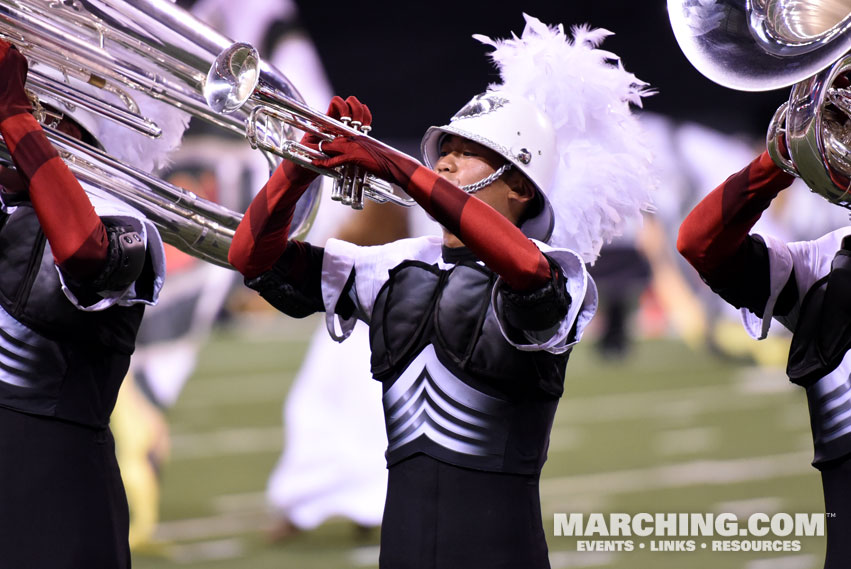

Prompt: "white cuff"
[321,238,360,341]
[57,216,164,311]
[741,233,794,340]
[492,247,598,354]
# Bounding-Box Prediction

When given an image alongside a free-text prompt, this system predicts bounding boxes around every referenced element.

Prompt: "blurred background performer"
[0,39,184,568]
[230,15,654,568]
[111,154,245,550]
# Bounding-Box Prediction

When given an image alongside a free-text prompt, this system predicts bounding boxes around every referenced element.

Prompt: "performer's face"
[435,135,514,219]
[435,135,534,228]
[435,135,505,190]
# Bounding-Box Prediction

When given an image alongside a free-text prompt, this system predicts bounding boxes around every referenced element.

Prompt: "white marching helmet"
[421,91,559,242]
[420,14,656,263]
[421,92,558,197]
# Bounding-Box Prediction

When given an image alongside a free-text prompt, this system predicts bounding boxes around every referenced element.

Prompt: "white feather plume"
[475,14,656,263]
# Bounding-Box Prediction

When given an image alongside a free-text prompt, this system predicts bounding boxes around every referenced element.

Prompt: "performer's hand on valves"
[312,130,403,184]
[279,95,374,186]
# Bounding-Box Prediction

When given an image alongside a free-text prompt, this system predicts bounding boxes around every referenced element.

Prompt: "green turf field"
[132,315,826,569]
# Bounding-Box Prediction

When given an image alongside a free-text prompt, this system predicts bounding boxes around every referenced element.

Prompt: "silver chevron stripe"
[384,345,509,457]
[0,304,66,388]
[811,353,851,443]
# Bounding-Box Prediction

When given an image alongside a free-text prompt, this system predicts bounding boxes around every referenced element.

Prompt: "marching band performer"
[230,15,653,567]
[678,141,851,567]
[0,39,184,567]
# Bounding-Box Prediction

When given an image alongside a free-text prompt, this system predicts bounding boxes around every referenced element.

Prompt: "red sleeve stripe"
[343,136,553,290]
[247,188,272,236]
[247,169,299,241]
[404,163,551,291]
[54,223,110,279]
[409,167,436,197]
[0,113,42,154]
[429,175,467,237]
[229,161,314,278]
[677,151,794,277]
[5,128,59,177]
[721,162,758,225]
[0,113,109,279]
[458,195,551,289]
[28,156,107,271]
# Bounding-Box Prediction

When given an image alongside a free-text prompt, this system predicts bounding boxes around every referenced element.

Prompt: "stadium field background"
[132,313,825,569]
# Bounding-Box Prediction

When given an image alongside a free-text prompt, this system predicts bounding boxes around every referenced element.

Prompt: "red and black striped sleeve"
[229,95,368,280]
[228,161,317,279]
[0,111,109,281]
[316,136,551,292]
[396,162,551,291]
[677,150,795,282]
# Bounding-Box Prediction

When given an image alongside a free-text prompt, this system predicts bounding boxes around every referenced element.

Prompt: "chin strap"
[460,163,512,194]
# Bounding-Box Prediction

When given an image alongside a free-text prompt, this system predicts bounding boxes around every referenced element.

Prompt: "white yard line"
[350,545,381,567]
[653,427,721,456]
[167,538,245,564]
[713,497,784,518]
[746,555,818,569]
[169,426,283,459]
[154,452,814,545]
[168,385,803,460]
[155,511,269,542]
[556,383,795,425]
[541,451,814,501]
[735,366,798,394]
[548,550,617,568]
[211,491,268,514]
[175,376,292,408]
[348,545,617,569]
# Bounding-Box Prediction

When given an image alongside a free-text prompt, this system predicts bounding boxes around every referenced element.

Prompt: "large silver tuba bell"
[0,0,322,267]
[669,0,851,207]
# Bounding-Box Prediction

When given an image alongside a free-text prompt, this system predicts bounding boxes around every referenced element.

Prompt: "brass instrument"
[0,0,322,267]
[205,42,418,211]
[669,0,851,207]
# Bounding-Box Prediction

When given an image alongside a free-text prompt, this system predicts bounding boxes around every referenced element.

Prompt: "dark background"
[296,0,789,142]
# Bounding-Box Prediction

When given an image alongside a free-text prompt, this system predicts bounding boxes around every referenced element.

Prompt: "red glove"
[0,41,33,120]
[313,135,551,291]
[229,96,372,278]
[326,95,372,133]
[280,95,372,186]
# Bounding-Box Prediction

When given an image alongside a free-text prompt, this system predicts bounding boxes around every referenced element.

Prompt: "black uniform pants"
[379,454,550,569]
[821,454,851,569]
[0,406,130,569]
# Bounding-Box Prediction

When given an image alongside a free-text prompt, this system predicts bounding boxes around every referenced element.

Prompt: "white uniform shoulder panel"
[321,235,443,340]
[742,226,851,339]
